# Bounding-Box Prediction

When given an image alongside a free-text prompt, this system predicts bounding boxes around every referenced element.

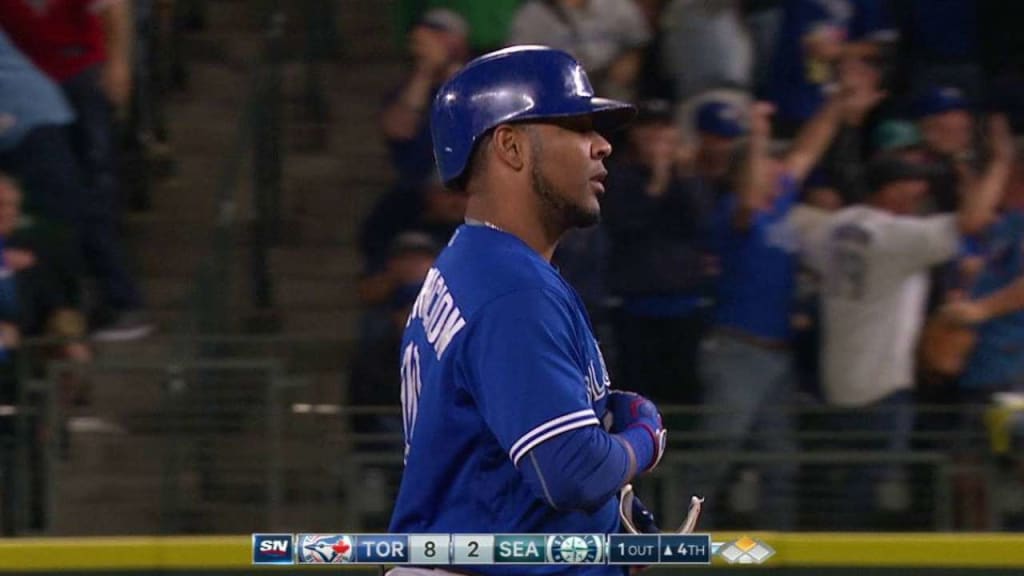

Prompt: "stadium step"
[41,0,411,536]
[269,245,361,280]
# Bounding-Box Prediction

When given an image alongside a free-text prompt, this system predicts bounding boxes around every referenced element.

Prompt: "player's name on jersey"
[252,533,710,565]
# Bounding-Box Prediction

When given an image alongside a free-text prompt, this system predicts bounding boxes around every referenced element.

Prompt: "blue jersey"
[389,224,623,576]
[711,175,801,341]
[962,212,1024,390]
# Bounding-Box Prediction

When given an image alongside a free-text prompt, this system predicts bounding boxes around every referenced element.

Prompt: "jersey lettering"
[408,268,467,359]
[826,223,871,301]
[400,342,422,459]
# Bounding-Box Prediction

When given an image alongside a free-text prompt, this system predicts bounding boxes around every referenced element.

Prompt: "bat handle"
[676,495,705,534]
[618,484,639,534]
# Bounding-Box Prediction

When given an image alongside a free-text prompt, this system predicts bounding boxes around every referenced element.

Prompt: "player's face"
[526,116,612,229]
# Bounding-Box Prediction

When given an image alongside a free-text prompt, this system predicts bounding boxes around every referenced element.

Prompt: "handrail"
[177,3,288,342]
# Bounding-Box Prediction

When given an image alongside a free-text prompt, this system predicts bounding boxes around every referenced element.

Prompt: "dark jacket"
[602,164,715,297]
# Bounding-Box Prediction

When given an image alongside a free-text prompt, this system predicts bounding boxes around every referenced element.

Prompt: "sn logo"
[261,540,289,553]
[253,534,294,565]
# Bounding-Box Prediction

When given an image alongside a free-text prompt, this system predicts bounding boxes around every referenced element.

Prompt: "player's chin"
[569,201,601,228]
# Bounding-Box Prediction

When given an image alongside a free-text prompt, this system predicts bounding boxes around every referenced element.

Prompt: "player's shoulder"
[433,225,571,310]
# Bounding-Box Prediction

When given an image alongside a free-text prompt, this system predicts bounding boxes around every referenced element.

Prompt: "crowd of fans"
[0,0,174,360]
[361,0,1024,530]
[0,0,193,533]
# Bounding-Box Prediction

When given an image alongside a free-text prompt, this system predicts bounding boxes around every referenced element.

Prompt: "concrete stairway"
[44,0,405,535]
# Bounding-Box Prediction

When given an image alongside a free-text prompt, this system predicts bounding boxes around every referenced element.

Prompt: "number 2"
[468,541,479,557]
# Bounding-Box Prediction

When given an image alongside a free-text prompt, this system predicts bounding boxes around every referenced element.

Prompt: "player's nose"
[591,132,612,160]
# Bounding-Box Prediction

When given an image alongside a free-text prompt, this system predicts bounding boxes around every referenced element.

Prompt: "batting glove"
[603,390,667,473]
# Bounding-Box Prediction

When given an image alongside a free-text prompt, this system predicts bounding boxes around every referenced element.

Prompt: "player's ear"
[492,124,527,172]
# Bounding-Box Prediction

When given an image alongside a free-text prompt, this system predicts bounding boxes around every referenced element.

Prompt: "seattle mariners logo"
[297,534,354,564]
[547,535,604,564]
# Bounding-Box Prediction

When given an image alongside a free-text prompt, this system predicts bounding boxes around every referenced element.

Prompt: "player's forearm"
[521,426,635,513]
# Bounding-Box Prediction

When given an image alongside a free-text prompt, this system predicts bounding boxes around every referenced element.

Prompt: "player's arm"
[463,288,665,513]
[518,391,665,512]
[518,421,660,512]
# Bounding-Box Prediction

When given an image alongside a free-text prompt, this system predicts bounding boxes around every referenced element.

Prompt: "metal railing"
[1,331,1019,536]
[5,350,291,535]
[182,0,340,337]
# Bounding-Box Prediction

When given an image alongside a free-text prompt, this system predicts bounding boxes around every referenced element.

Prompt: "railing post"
[161,364,188,533]
[248,10,285,327]
[266,367,284,528]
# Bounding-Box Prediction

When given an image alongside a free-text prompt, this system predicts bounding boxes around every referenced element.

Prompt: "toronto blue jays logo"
[297,534,354,564]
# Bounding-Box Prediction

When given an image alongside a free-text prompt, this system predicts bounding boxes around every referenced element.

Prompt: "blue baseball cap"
[912,85,969,118]
[695,100,746,138]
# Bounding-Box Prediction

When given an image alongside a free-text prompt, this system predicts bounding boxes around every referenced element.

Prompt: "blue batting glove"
[604,390,667,473]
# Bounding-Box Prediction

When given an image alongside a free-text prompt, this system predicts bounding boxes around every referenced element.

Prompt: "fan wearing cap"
[912,85,982,212]
[388,47,667,576]
[351,232,440,442]
[692,99,747,183]
[801,139,1008,527]
[689,87,879,530]
[939,146,1024,439]
[911,87,1015,320]
[380,8,471,185]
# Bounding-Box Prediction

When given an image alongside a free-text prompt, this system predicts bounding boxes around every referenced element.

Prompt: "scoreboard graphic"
[253,533,775,566]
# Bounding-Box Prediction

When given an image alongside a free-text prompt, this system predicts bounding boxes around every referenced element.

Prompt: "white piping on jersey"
[509,409,600,466]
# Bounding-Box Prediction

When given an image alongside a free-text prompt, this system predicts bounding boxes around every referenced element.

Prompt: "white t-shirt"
[803,207,960,406]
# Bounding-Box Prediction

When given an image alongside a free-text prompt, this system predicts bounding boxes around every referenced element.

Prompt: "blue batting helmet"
[431,45,636,186]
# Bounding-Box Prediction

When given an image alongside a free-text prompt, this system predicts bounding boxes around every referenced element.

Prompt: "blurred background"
[0,0,1024,573]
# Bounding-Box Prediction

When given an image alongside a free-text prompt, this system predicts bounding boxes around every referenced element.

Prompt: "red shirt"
[0,0,108,82]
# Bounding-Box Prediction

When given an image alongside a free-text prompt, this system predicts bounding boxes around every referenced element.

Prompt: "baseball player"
[387,46,668,576]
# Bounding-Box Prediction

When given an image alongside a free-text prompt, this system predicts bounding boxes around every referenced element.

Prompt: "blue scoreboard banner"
[254,533,715,566]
